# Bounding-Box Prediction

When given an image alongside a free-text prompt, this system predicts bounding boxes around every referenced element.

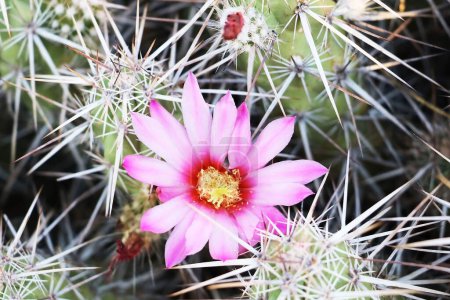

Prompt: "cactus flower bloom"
[123,73,327,268]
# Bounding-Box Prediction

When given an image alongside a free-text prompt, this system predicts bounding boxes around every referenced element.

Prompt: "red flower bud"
[223,12,245,40]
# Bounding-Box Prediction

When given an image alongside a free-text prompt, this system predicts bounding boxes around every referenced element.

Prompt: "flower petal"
[209,213,239,261]
[246,116,295,170]
[165,212,194,268]
[157,186,191,202]
[228,103,251,171]
[140,195,190,233]
[246,183,313,206]
[245,160,328,186]
[123,155,184,186]
[131,112,191,170]
[210,91,237,165]
[149,100,194,166]
[260,206,288,235]
[182,72,212,159]
[185,208,213,255]
[249,207,287,243]
[233,208,261,242]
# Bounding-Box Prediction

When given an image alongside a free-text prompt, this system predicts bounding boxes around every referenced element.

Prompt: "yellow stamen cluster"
[197,166,241,209]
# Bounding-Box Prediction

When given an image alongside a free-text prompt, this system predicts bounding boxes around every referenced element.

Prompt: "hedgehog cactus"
[0,0,109,125]
[0,247,92,299]
[84,44,168,215]
[248,219,376,299]
[45,0,106,43]
[0,0,104,74]
[219,0,349,117]
[0,194,94,299]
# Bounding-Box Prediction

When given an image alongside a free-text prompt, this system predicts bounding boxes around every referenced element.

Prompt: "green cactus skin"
[249,225,376,300]
[0,249,94,299]
[235,0,352,119]
[0,0,100,113]
[0,0,77,72]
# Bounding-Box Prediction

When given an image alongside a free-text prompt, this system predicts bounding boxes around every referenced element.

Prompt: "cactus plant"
[0,193,95,299]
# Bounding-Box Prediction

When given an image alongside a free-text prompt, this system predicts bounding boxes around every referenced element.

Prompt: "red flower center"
[223,12,245,41]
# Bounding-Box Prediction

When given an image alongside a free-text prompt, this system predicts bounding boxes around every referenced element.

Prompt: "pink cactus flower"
[123,73,327,268]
